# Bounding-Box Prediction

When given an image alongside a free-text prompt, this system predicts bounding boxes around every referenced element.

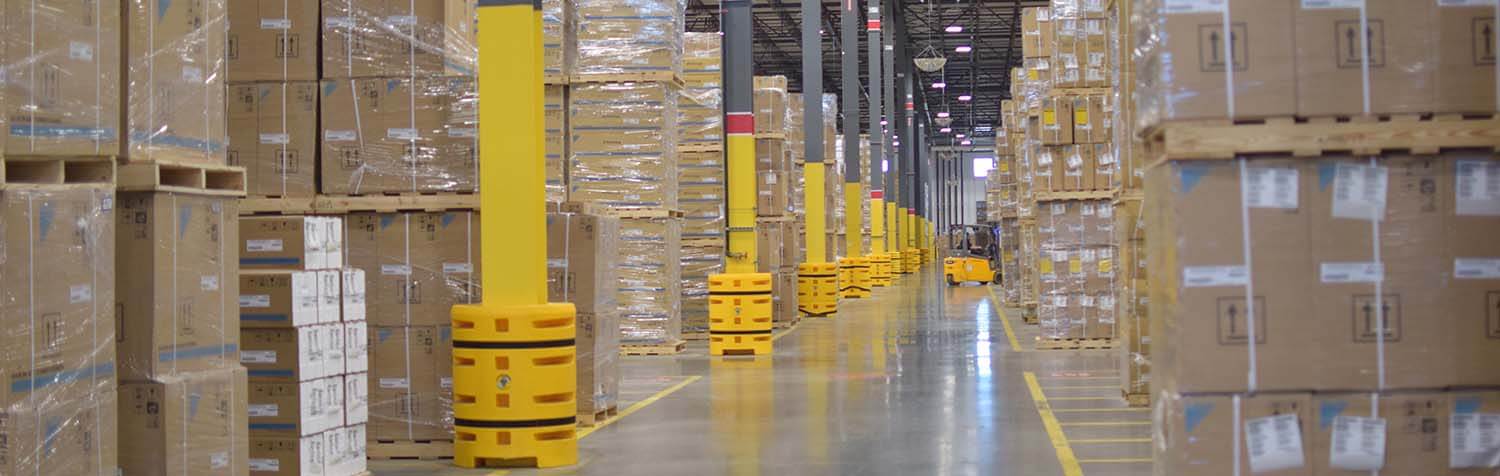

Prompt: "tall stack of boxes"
[753,76,801,326]
[989,119,1023,303]
[678,32,725,337]
[1108,0,1149,404]
[821,95,843,261]
[237,215,368,475]
[546,206,622,421]
[1131,0,1500,472]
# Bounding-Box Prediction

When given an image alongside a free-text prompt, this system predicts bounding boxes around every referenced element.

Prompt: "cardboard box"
[325,425,367,476]
[1447,155,1500,388]
[316,269,342,324]
[1052,17,1082,89]
[1307,156,1453,390]
[1040,96,1074,145]
[119,367,250,476]
[1294,0,1435,117]
[1156,393,1313,476]
[546,85,568,203]
[318,76,478,195]
[1435,2,1497,114]
[573,15,681,77]
[567,82,679,209]
[239,216,343,271]
[344,211,480,327]
[1145,160,1320,393]
[1082,17,1109,88]
[344,373,369,426]
[117,192,240,380]
[248,377,345,436]
[1023,7,1053,58]
[547,212,621,315]
[1135,0,1296,126]
[0,186,116,406]
[123,0,228,164]
[344,321,369,374]
[757,138,788,173]
[758,170,789,216]
[754,76,789,134]
[248,425,367,476]
[773,269,798,325]
[1449,390,1500,472]
[320,0,476,78]
[239,270,320,328]
[341,269,367,322]
[368,326,453,441]
[1311,392,1447,475]
[756,218,787,272]
[1,0,121,156]
[228,82,318,198]
[543,0,575,79]
[1072,94,1107,144]
[617,217,682,344]
[0,387,118,476]
[241,326,333,381]
[227,0,319,81]
[578,311,620,418]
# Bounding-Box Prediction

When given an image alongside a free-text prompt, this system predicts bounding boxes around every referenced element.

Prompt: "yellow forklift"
[943,224,1002,286]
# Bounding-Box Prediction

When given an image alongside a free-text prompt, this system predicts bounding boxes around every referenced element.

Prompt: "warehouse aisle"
[372,264,1150,475]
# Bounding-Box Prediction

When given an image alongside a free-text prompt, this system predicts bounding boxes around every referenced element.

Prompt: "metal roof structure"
[686,0,1045,140]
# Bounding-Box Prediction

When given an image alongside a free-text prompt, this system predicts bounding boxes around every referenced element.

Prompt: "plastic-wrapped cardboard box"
[344,211,480,327]
[578,310,620,418]
[547,211,621,315]
[0,386,118,475]
[1294,0,1435,117]
[367,326,453,441]
[228,82,319,198]
[239,216,344,271]
[1022,7,1053,58]
[546,85,569,203]
[754,76,789,135]
[123,0,229,164]
[227,0,319,81]
[544,0,576,79]
[1,0,120,156]
[1310,392,1448,475]
[248,377,346,436]
[568,82,679,209]
[1155,393,1313,476]
[319,77,478,195]
[1448,156,1500,389]
[321,0,476,78]
[573,0,683,78]
[241,325,346,381]
[1435,2,1497,114]
[119,367,250,476]
[617,217,683,344]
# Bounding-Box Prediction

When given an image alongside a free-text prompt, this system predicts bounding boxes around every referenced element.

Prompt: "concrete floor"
[371,264,1152,475]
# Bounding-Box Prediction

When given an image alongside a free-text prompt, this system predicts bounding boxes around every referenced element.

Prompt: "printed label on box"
[324,17,354,28]
[259,133,290,145]
[1320,262,1384,283]
[246,239,283,252]
[182,66,203,83]
[324,130,356,142]
[249,459,281,472]
[260,18,292,29]
[211,452,230,469]
[1183,265,1249,288]
[248,404,279,417]
[240,294,271,308]
[241,350,277,364]
[1245,166,1300,209]
[201,275,219,291]
[1245,414,1306,472]
[1301,0,1364,9]
[387,128,419,140]
[69,284,92,304]
[1455,160,1500,216]
[381,265,411,276]
[1454,258,1500,279]
[441,377,453,389]
[1164,0,1227,14]
[379,378,409,389]
[443,263,473,274]
[1449,413,1500,468]
[69,41,93,61]
[1332,163,1388,221]
[384,15,418,26]
[1330,415,1386,470]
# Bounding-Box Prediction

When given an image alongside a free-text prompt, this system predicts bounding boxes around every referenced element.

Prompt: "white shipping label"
[260,18,292,29]
[1320,262,1384,283]
[68,284,92,304]
[324,16,354,28]
[182,66,203,83]
[387,128,419,140]
[384,15,418,26]
[241,350,277,364]
[259,133,290,145]
[1245,414,1307,473]
[1099,205,1113,219]
[240,294,271,308]
[448,128,477,138]
[69,41,93,61]
[1164,0,1228,13]
[1052,203,1066,215]
[1454,258,1500,279]
[324,130,357,142]
[1330,416,1386,470]
[381,265,411,276]
[443,263,473,274]
[1302,0,1365,8]
[1449,413,1500,468]
[200,275,219,291]
[1053,295,1068,306]
[211,452,230,469]
[1455,160,1500,216]
[1080,295,1096,307]
[1332,162,1389,221]
[249,459,281,472]
[248,404,280,417]
[379,378,409,389]
[1244,166,1300,209]
[246,239,284,252]
[1082,203,1096,216]
[441,377,454,389]
[1182,265,1250,288]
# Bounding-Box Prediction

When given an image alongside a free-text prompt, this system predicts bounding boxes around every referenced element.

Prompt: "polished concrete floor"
[372,264,1151,475]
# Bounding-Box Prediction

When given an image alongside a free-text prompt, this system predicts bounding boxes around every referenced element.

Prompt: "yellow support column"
[451,0,576,468]
[885,201,900,277]
[903,209,918,272]
[797,162,838,317]
[868,193,891,287]
[839,184,871,298]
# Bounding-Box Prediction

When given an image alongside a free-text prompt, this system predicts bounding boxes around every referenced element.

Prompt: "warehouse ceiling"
[686,0,1047,140]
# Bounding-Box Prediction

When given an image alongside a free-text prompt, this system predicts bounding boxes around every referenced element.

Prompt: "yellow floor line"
[1059,421,1152,427]
[577,375,703,439]
[1042,385,1118,390]
[1039,376,1118,381]
[1053,407,1151,413]
[772,320,803,341]
[1070,438,1151,444]
[985,286,1022,350]
[1023,371,1084,476]
[1078,458,1152,464]
[1048,396,1119,401]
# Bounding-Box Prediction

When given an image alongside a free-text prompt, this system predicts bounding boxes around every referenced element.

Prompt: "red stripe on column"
[908,209,915,215]
[725,113,754,135]
[905,102,914,110]
[870,191,884,199]
[866,20,880,30]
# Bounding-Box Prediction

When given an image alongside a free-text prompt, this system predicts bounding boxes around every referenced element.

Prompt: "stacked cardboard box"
[618,217,683,344]
[1107,0,1149,404]
[236,215,369,476]
[0,187,121,476]
[546,210,621,420]
[569,82,679,209]
[544,0,576,82]
[226,0,320,198]
[821,95,842,260]
[572,0,683,80]
[1,0,121,157]
[676,32,724,337]
[123,0,230,165]
[547,85,570,203]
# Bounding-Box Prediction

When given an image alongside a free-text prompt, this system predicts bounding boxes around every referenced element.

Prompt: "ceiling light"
[937,112,950,118]
[932,82,946,89]
[954,46,972,53]
[880,120,888,126]
[939,127,952,133]
[956,133,967,138]
[945,25,963,33]
[957,95,972,101]
[961,139,972,145]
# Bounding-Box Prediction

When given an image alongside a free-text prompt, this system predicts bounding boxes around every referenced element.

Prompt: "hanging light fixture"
[913,3,947,73]
[934,116,953,127]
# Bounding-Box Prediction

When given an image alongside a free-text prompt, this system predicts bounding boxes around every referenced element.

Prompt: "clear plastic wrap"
[679,150,725,240]
[544,0,576,80]
[788,93,806,222]
[229,82,320,197]
[998,217,1022,303]
[227,0,319,82]
[832,135,849,258]
[367,325,453,440]
[860,135,871,254]
[1035,199,1115,340]
[680,32,723,147]
[546,210,621,417]
[124,0,228,164]
[321,0,477,78]
[618,217,682,344]
[343,211,480,328]
[753,76,789,135]
[573,0,684,78]
[319,76,479,195]
[2,0,121,156]
[547,85,569,203]
[569,82,680,209]
[0,185,119,476]
[679,244,723,335]
[119,367,249,475]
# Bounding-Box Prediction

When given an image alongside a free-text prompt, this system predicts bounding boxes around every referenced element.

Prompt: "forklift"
[943,224,1002,286]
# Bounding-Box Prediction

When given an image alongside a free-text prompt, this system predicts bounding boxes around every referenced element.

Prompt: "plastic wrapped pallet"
[569,82,680,209]
[343,211,480,327]
[544,0,576,81]
[123,0,228,164]
[680,245,723,335]
[860,134,871,253]
[367,325,453,441]
[679,150,725,240]
[547,85,569,203]
[1036,199,1116,340]
[321,0,477,78]
[618,217,682,345]
[119,367,249,475]
[0,185,119,476]
[573,0,684,79]
[753,76,789,135]
[546,210,621,420]
[319,76,479,195]
[680,32,723,148]
[1,0,121,156]
[229,82,319,197]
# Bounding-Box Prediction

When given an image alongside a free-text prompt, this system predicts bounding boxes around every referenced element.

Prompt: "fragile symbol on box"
[1216,296,1267,345]
[1335,19,1386,69]
[1477,18,1496,65]
[1197,22,1248,72]
[1352,294,1401,343]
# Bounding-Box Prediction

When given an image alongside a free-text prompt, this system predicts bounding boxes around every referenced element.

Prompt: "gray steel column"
[841,0,860,186]
[867,0,883,202]
[882,41,895,204]
[801,0,822,167]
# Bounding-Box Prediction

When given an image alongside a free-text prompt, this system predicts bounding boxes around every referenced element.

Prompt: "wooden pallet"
[1112,188,1145,204]
[681,330,710,341]
[1022,314,1039,325]
[0,157,116,186]
[682,237,725,248]
[367,439,453,461]
[313,193,478,213]
[239,197,317,215]
[1047,86,1111,97]
[1123,390,1150,408]
[578,406,620,427]
[1035,190,1113,202]
[543,72,568,85]
[116,160,246,196]
[568,71,684,88]
[755,132,787,140]
[1035,337,1118,351]
[680,142,724,153]
[621,339,687,356]
[1145,114,1500,163]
